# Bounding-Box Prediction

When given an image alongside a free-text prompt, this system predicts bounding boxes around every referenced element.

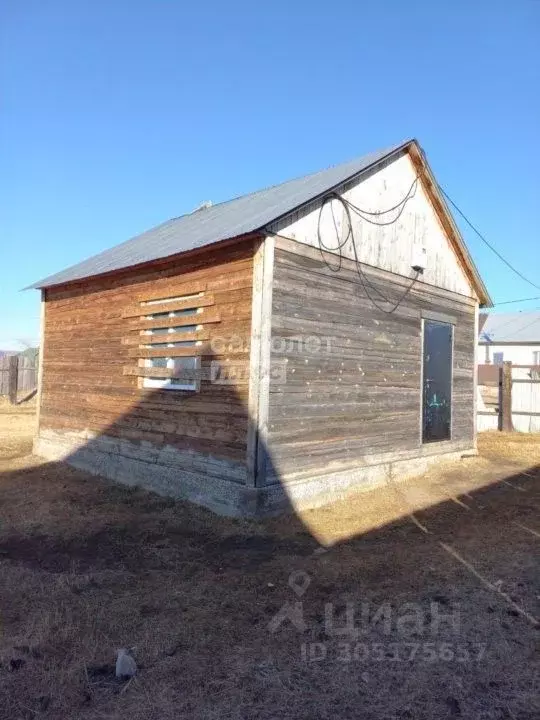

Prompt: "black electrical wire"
[438,185,540,293]
[481,313,525,338]
[488,314,540,341]
[265,176,421,315]
[267,163,538,312]
[343,175,419,217]
[345,176,419,226]
[481,307,540,342]
[317,192,420,314]
[492,296,540,306]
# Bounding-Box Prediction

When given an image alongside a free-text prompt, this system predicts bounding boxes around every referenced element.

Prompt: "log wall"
[38,239,256,484]
[36,232,479,515]
[264,237,477,484]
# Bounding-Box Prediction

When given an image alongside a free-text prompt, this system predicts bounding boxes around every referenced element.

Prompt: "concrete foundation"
[34,429,476,518]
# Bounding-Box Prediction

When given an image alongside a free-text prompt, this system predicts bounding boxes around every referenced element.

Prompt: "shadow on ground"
[0,433,538,719]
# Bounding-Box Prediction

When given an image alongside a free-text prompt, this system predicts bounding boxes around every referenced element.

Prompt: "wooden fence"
[0,354,38,402]
[477,362,540,432]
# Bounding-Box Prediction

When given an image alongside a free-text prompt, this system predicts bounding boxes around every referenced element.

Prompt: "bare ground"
[0,400,538,720]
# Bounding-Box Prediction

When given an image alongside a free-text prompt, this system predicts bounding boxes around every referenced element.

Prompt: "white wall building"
[478,312,540,432]
[479,312,540,369]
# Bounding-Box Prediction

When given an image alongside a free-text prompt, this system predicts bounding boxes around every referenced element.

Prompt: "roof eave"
[27,232,263,291]
[407,141,493,308]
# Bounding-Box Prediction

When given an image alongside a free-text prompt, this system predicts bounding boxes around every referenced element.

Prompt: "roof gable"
[271,148,478,299]
[27,139,491,306]
[29,144,405,289]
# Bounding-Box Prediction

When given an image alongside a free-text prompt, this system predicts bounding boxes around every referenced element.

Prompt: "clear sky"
[1,1,539,350]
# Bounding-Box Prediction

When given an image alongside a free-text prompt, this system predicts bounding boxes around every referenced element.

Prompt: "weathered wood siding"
[511,364,540,433]
[0,354,37,396]
[39,240,256,482]
[270,149,477,299]
[264,237,476,484]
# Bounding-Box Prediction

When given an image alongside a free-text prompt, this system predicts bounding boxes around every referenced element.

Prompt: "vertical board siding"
[511,365,540,432]
[477,413,499,432]
[265,240,476,482]
[271,151,476,299]
[0,354,38,396]
[477,365,540,433]
[17,355,38,393]
[0,356,10,395]
[40,241,256,466]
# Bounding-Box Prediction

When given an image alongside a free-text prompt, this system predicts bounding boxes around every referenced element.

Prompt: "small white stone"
[116,648,137,679]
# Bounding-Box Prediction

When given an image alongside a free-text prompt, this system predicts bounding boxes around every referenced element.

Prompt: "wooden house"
[30,139,491,516]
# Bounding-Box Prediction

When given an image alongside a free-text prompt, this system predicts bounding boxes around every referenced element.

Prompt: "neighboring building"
[479,312,540,367]
[28,138,491,517]
[478,312,540,433]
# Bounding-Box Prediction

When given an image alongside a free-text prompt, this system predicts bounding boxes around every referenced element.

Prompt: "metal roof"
[479,312,540,344]
[27,141,414,289]
[27,138,490,306]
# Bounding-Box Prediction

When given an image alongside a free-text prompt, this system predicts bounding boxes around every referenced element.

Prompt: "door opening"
[422,319,453,443]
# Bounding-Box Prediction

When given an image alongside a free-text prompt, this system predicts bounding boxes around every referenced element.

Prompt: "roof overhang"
[406,141,492,307]
[26,138,492,306]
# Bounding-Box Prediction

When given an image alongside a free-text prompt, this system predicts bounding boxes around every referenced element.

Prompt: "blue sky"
[1,1,539,349]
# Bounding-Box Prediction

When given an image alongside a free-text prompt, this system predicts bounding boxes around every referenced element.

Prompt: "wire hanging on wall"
[315,180,420,314]
[345,175,419,225]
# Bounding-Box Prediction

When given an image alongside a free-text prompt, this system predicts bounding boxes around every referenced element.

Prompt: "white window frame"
[140,306,202,392]
[143,356,201,392]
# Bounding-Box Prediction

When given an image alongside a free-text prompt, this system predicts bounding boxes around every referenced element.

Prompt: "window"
[422,320,453,443]
[533,351,540,366]
[143,333,200,392]
[122,286,220,392]
[493,352,504,365]
[142,306,200,391]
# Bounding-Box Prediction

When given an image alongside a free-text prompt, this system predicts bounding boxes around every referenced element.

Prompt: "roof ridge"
[29,139,450,291]
[186,146,409,214]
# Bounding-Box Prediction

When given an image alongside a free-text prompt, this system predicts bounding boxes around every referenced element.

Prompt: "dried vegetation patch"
[0,405,538,719]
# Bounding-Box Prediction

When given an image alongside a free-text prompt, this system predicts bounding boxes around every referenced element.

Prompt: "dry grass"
[0,404,538,719]
[289,434,540,546]
[479,431,540,465]
[0,397,36,463]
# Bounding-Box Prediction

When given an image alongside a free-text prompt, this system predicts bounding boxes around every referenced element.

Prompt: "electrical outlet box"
[412,246,427,273]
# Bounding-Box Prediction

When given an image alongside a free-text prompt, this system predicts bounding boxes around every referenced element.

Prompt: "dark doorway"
[422,319,453,442]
